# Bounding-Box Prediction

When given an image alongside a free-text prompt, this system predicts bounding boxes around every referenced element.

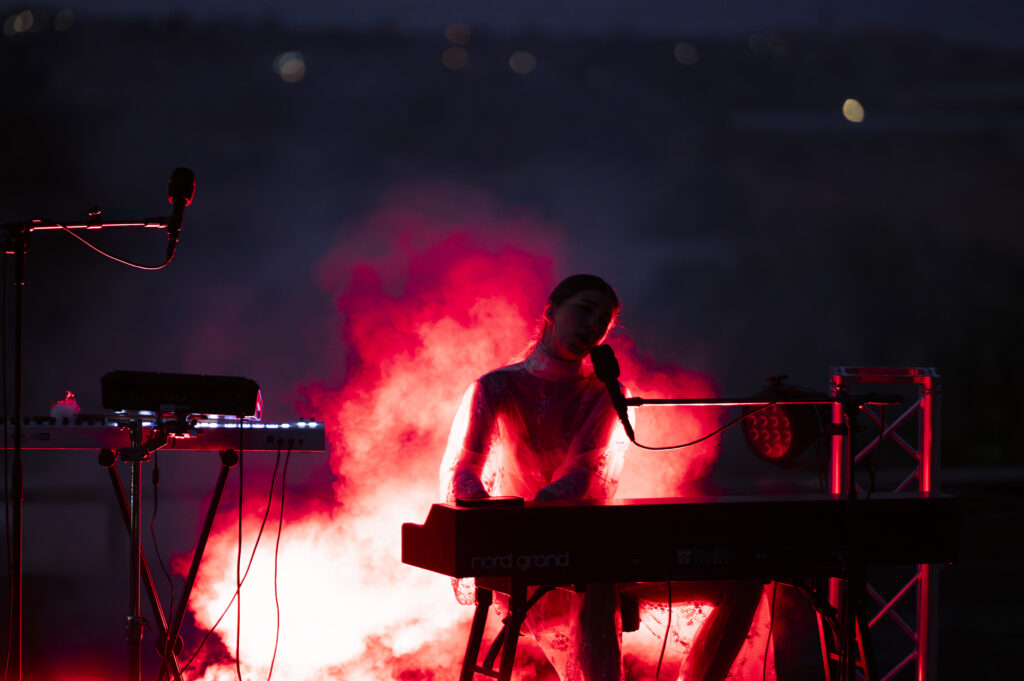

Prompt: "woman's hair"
[547,273,620,310]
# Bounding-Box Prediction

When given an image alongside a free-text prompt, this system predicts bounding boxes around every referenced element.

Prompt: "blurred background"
[1,1,1022,679]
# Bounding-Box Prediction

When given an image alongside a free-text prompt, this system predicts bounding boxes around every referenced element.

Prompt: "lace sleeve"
[439,380,495,502]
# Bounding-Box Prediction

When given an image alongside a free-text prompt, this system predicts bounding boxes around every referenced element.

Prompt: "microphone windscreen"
[589,344,620,382]
[167,167,196,206]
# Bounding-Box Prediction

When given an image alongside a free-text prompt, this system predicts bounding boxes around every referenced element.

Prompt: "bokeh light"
[441,46,468,71]
[273,51,306,83]
[54,8,74,32]
[843,98,865,123]
[748,33,771,56]
[748,33,789,57]
[3,9,34,36]
[674,42,698,66]
[769,34,790,57]
[509,50,536,75]
[444,22,471,45]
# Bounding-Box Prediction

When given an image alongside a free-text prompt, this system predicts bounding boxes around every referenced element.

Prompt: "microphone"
[589,344,634,442]
[165,167,195,261]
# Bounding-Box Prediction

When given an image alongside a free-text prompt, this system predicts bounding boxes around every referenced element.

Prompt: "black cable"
[817,432,829,495]
[48,220,174,271]
[630,402,777,451]
[866,406,884,500]
[266,445,292,681]
[236,429,244,681]
[1,240,10,681]
[182,443,281,675]
[655,580,671,681]
[838,581,848,679]
[814,406,830,494]
[150,450,177,663]
[798,581,840,646]
[763,582,778,681]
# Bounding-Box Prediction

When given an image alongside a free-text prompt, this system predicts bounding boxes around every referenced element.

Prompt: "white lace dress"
[438,343,775,681]
[440,343,629,681]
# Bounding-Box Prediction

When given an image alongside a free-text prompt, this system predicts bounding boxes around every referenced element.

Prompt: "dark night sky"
[2,0,1021,448]
[41,0,1024,46]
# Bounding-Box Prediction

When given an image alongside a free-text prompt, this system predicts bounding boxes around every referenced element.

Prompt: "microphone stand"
[624,391,900,681]
[119,420,169,681]
[3,222,29,681]
[0,180,189,681]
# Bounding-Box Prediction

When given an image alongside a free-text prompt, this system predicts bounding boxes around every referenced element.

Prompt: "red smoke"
[180,184,750,680]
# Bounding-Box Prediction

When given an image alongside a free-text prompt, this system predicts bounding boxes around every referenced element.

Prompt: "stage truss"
[829,367,941,681]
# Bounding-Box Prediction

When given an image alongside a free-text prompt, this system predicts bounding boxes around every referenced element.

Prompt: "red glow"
[612,336,722,498]
[179,186,769,680]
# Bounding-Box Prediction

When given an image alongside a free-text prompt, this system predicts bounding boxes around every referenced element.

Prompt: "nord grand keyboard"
[402,493,958,586]
[2,417,326,453]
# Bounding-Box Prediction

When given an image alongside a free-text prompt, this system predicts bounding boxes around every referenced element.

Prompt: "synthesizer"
[2,416,326,453]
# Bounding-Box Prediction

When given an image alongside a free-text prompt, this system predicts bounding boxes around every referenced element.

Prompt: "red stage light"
[742,377,823,467]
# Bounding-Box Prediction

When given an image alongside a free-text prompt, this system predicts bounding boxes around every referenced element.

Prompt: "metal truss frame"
[829,367,941,681]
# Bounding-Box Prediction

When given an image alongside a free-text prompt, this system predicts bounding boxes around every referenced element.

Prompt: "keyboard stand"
[460,584,553,681]
[818,572,878,681]
[100,444,241,681]
[101,449,185,681]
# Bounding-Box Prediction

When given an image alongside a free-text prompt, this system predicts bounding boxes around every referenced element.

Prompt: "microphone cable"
[629,401,778,451]
[236,425,244,681]
[182,439,282,676]
[1,240,10,681]
[655,580,672,681]
[54,220,176,270]
[866,405,885,500]
[150,449,178,664]
[37,168,194,271]
[266,443,293,681]
[591,343,781,451]
[762,582,778,681]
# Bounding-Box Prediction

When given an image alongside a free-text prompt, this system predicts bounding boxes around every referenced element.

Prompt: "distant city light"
[273,51,306,83]
[674,42,698,66]
[749,33,789,57]
[13,9,32,32]
[54,8,74,32]
[3,9,33,36]
[444,22,471,45]
[770,34,790,57]
[441,46,468,71]
[748,33,771,56]
[843,98,865,123]
[509,50,536,75]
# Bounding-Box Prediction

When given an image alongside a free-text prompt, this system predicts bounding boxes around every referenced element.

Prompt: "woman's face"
[542,289,618,361]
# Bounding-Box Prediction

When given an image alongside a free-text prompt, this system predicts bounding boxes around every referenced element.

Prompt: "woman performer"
[439,274,763,681]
